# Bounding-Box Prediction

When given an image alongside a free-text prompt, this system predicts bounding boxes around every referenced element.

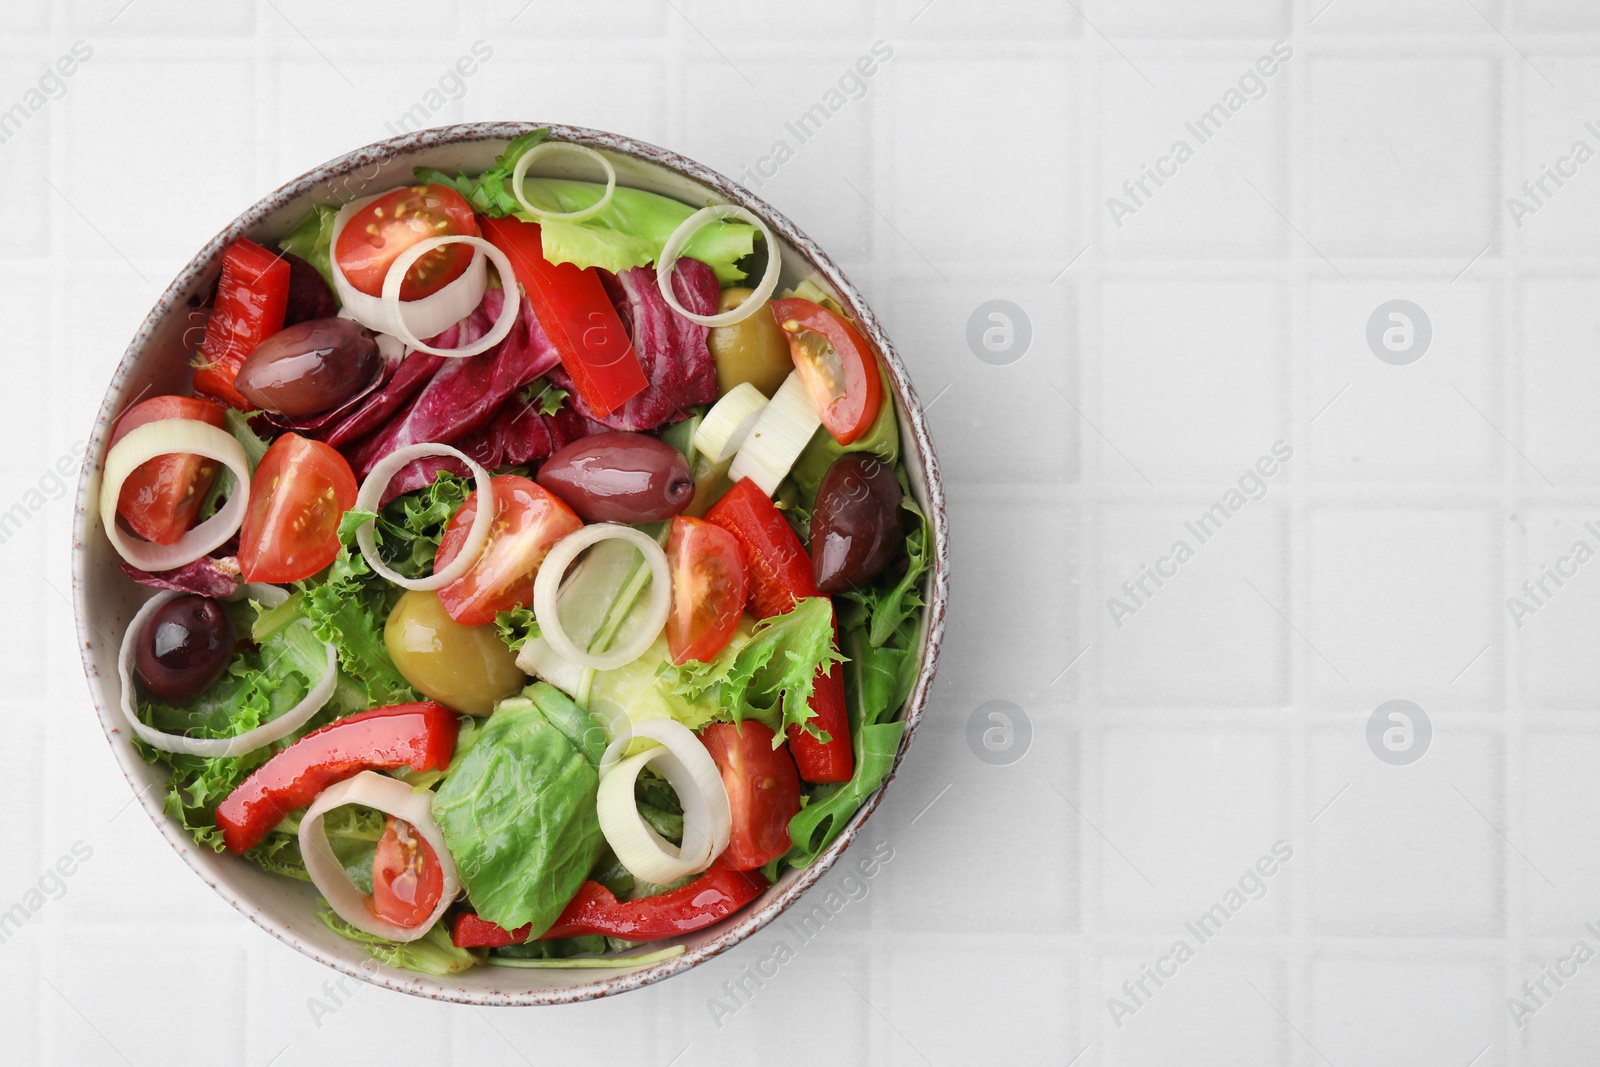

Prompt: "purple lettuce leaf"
[120,554,242,599]
[548,258,720,432]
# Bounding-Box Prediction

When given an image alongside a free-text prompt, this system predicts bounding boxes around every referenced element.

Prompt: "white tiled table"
[5,0,1600,1063]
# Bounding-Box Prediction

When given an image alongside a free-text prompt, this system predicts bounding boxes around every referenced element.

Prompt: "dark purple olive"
[282,252,338,326]
[537,432,694,523]
[135,595,235,703]
[811,453,902,594]
[235,318,380,417]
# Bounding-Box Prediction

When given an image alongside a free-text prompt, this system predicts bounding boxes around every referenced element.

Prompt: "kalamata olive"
[282,252,337,326]
[384,590,524,716]
[234,318,380,417]
[811,453,902,593]
[135,594,235,702]
[536,432,695,523]
[708,289,792,398]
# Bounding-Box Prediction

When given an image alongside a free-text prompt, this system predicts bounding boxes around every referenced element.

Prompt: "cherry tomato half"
[769,298,882,446]
[434,475,584,626]
[334,184,479,300]
[700,721,801,871]
[109,395,228,546]
[238,433,358,583]
[665,516,747,665]
[371,815,444,929]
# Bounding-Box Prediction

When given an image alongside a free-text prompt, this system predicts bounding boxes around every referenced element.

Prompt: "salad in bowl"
[76,126,943,994]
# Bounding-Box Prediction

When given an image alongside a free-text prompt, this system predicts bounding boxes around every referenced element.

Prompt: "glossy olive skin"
[536,432,694,523]
[708,289,792,398]
[135,595,235,702]
[811,454,902,594]
[384,590,525,716]
[234,318,380,417]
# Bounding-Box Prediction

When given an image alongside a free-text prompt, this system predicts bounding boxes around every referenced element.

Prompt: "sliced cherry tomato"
[371,815,445,929]
[238,433,358,583]
[480,215,648,417]
[770,298,882,446]
[108,396,227,545]
[434,475,583,626]
[700,721,802,870]
[334,184,479,300]
[665,516,747,665]
[194,239,291,410]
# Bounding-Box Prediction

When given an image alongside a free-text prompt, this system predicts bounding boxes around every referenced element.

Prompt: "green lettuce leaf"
[658,596,843,744]
[319,908,481,975]
[843,482,929,649]
[780,606,915,868]
[278,204,339,291]
[494,606,539,652]
[413,128,551,217]
[431,683,609,934]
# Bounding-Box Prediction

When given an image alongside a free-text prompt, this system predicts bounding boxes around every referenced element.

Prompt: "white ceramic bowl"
[71,123,948,1005]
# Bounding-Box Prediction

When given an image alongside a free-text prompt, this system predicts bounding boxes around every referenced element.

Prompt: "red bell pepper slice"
[452,913,532,948]
[214,702,458,854]
[539,861,768,942]
[480,215,647,418]
[704,478,853,783]
[194,238,290,410]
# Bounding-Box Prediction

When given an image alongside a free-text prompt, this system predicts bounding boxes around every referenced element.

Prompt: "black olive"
[134,595,235,702]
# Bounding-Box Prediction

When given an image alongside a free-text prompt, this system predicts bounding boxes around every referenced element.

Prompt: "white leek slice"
[329,194,515,356]
[693,382,768,464]
[100,418,252,572]
[300,771,458,942]
[381,235,521,359]
[355,443,495,591]
[657,205,781,328]
[728,372,821,496]
[117,586,337,757]
[511,142,617,223]
[533,524,670,672]
[596,719,731,883]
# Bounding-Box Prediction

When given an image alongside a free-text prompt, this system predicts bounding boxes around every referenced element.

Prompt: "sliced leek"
[728,371,821,496]
[300,771,458,942]
[355,443,495,591]
[533,524,670,672]
[692,382,768,464]
[595,718,731,883]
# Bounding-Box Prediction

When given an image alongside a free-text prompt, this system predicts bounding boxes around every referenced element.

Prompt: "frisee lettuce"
[658,596,843,745]
[318,907,481,975]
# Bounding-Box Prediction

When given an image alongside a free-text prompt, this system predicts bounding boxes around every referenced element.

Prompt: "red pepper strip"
[194,238,290,410]
[539,861,768,942]
[452,912,532,948]
[214,702,458,855]
[479,215,648,418]
[703,478,854,783]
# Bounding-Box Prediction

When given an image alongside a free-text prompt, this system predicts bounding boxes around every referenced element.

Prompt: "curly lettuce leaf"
[658,596,842,744]
[778,604,916,869]
[431,684,608,934]
[414,128,551,217]
[319,907,480,975]
[494,605,539,653]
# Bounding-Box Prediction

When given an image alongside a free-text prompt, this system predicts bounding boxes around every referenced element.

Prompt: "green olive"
[384,590,525,716]
[708,288,792,398]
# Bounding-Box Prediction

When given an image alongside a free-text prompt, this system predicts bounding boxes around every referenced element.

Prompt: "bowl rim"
[70,121,949,1006]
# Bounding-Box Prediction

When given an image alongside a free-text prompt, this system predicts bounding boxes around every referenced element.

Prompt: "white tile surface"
[13,0,1600,1062]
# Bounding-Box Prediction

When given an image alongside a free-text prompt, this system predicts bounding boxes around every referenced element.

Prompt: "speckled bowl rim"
[71,122,948,1006]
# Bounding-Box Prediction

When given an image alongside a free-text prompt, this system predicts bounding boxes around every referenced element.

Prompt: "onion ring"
[354,443,495,591]
[532,524,670,672]
[596,718,731,883]
[117,586,337,757]
[99,418,251,573]
[381,235,522,359]
[656,205,780,328]
[300,771,459,942]
[510,142,618,224]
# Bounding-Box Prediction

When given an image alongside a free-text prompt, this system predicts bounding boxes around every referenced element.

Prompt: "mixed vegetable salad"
[98,131,928,974]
